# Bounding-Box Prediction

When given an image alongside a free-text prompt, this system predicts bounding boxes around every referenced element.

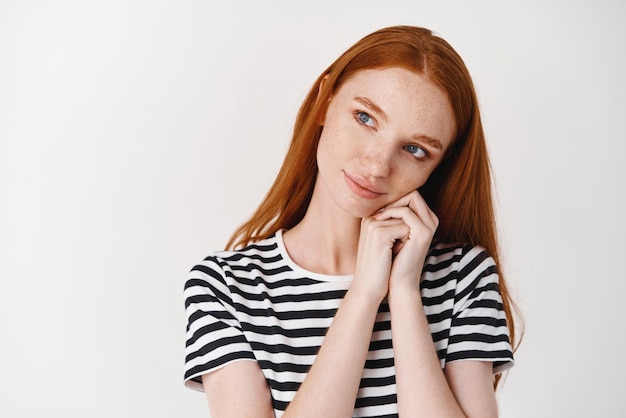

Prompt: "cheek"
[316,131,337,175]
[396,166,435,193]
[316,132,329,166]
[316,126,349,168]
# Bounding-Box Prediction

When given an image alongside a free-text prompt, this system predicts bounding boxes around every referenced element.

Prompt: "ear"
[316,74,332,126]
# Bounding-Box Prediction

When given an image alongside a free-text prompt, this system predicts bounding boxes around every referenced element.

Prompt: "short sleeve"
[183,256,256,391]
[446,246,514,374]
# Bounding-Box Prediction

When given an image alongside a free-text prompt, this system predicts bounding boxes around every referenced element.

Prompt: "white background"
[1,1,625,417]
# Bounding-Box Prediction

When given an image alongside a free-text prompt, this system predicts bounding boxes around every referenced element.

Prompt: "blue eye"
[356,111,375,127]
[404,144,428,160]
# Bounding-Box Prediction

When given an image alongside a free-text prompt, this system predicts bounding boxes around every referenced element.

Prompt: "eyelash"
[354,110,429,161]
[403,144,429,160]
[354,110,376,128]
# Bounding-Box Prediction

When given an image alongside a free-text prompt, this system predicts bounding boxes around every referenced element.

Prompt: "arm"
[389,289,465,417]
[198,218,401,417]
[389,290,497,417]
[184,260,275,418]
[202,361,275,418]
[445,361,499,417]
[380,191,498,417]
[201,288,382,418]
[283,217,408,417]
[282,289,381,417]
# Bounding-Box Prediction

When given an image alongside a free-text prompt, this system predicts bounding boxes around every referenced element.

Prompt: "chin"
[339,200,384,219]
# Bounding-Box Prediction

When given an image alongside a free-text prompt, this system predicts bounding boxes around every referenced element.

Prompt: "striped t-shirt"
[184,230,513,417]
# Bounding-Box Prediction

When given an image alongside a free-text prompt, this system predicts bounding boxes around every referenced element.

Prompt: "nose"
[361,142,393,178]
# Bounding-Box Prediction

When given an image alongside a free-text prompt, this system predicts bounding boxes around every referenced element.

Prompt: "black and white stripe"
[184,230,513,417]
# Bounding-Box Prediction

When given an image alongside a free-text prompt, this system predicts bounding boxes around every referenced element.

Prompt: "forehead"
[336,67,444,104]
[332,67,456,144]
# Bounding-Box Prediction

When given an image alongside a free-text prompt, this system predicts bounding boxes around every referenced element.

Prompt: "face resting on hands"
[315,67,456,218]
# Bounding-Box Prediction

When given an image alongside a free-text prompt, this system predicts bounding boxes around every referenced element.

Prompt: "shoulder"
[423,242,500,304]
[184,235,283,311]
[214,235,283,270]
[190,234,280,272]
[185,234,288,291]
[424,242,495,278]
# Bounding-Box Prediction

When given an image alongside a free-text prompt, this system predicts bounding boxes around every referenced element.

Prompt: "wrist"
[345,283,386,309]
[388,284,422,306]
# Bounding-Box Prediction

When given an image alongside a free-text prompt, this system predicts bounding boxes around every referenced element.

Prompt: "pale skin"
[202,67,499,417]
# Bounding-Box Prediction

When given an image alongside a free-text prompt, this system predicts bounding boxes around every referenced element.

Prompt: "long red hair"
[226,25,521,388]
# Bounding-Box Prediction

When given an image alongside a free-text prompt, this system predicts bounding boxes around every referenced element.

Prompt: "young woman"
[184,25,519,417]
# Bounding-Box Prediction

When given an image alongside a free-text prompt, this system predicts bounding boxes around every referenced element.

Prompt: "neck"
[283,185,361,275]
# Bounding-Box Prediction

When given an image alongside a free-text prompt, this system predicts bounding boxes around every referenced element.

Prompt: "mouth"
[343,171,385,199]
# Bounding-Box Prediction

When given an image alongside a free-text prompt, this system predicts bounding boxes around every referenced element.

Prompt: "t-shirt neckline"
[275,229,353,283]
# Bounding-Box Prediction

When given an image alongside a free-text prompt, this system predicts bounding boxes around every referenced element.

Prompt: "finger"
[393,191,438,228]
[364,218,410,247]
[381,191,415,209]
[375,204,438,233]
[392,240,405,258]
[379,191,430,216]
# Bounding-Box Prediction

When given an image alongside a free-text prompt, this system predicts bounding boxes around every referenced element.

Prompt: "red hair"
[226,26,521,388]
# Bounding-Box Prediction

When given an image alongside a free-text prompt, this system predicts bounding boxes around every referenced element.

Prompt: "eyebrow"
[355,96,388,123]
[355,96,444,151]
[415,135,444,151]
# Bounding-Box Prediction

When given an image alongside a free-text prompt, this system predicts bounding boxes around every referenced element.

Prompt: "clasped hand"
[352,190,439,303]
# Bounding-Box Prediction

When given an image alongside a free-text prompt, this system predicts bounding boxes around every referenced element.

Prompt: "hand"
[350,210,410,304]
[373,190,438,294]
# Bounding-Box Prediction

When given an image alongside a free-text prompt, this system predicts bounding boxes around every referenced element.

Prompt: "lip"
[343,171,385,199]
